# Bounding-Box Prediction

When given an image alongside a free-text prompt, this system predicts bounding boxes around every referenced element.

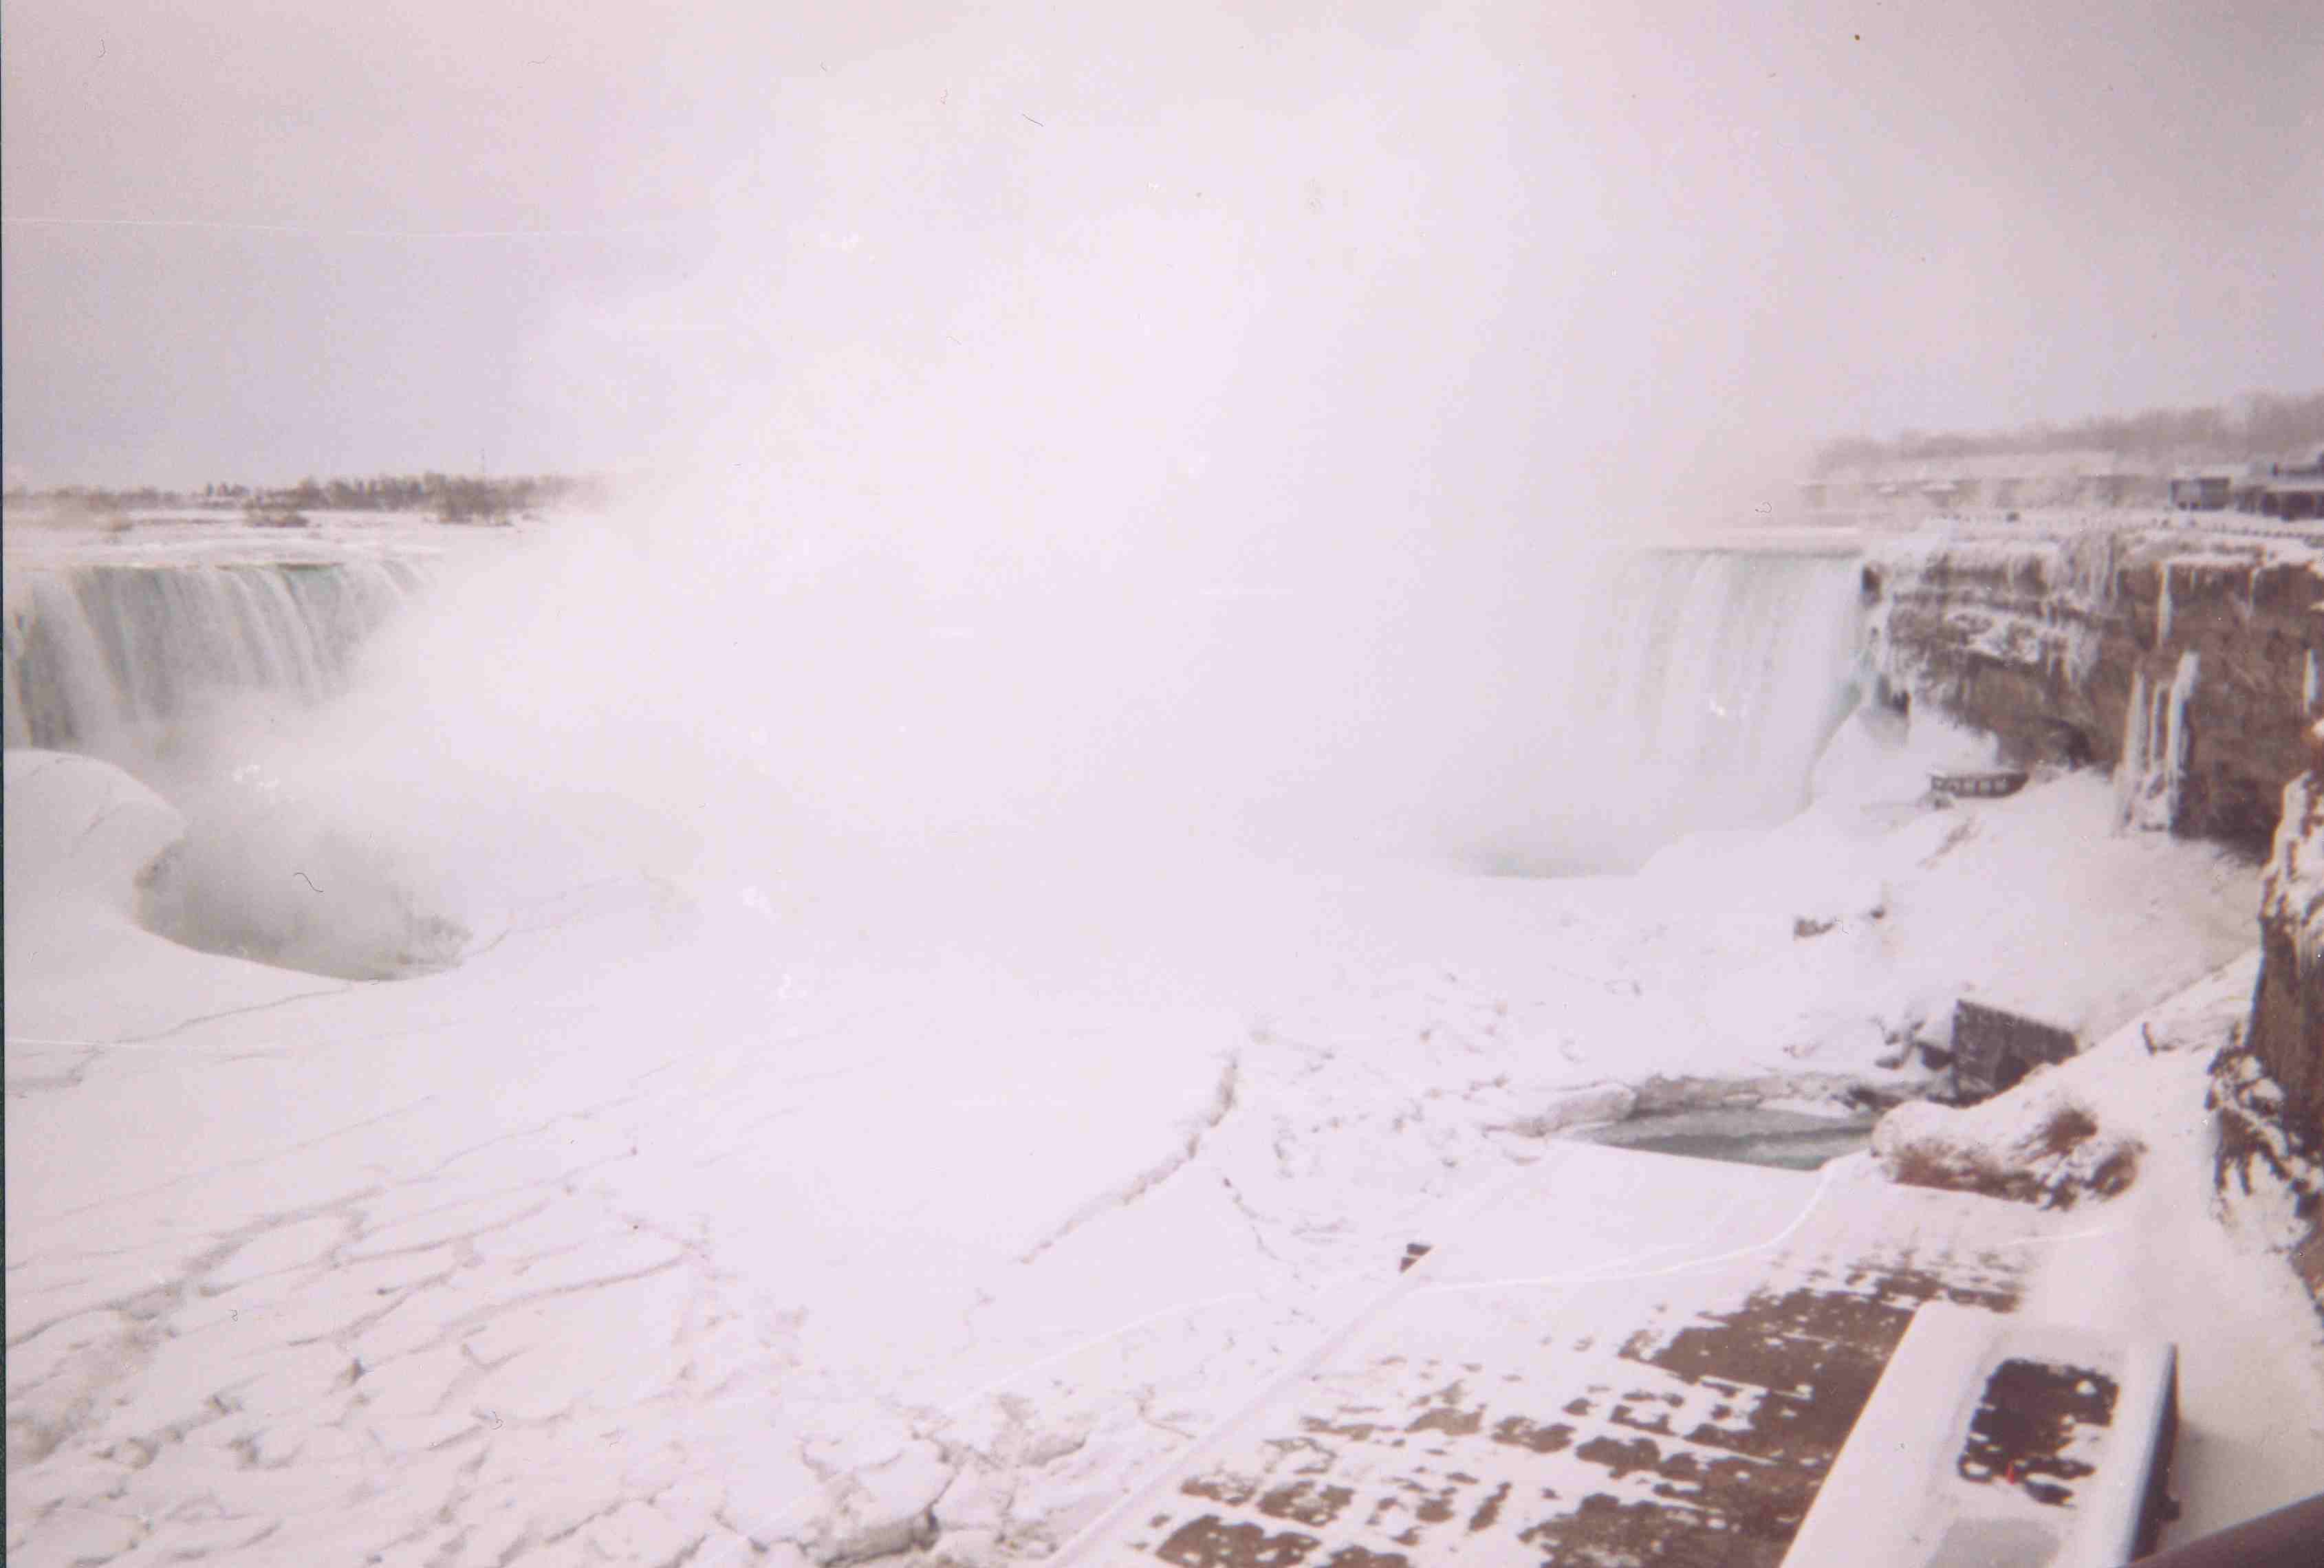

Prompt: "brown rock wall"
[1868,532,2322,854]
[2249,765,2324,1147]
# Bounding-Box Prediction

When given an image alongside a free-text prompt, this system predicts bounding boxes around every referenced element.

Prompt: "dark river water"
[1571,1106,1878,1171]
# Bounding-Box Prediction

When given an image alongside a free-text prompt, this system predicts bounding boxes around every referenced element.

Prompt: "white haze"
[12,0,2318,924]
[10,12,2321,1551]
[180,10,1649,908]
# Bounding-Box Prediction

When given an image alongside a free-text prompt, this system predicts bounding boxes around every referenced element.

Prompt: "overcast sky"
[4,0,2319,495]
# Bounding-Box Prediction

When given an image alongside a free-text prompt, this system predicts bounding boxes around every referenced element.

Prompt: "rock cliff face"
[2217,754,2322,1319]
[2250,728,2324,1146]
[1864,524,2324,1146]
[1863,530,2323,856]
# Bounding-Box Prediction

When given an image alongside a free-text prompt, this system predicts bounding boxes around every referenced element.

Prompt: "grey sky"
[3,0,2319,495]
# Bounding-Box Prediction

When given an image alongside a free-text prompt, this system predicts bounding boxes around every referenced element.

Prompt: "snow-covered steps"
[1782,1303,2176,1568]
[1061,1143,2056,1567]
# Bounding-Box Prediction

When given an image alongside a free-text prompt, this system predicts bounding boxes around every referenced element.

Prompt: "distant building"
[1797,450,2169,523]
[2239,477,2324,521]
[1796,445,2324,526]
[2233,451,2324,521]
[2169,470,2235,510]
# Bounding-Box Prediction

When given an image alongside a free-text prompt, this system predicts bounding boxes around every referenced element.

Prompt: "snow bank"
[1874,1084,2144,1210]
[4,750,184,913]
[1936,954,2324,1539]
[4,751,340,1049]
[0,706,2292,1565]
[6,748,467,987]
[1840,948,2324,1526]
[1620,707,2257,1080]
[6,816,1256,1567]
[134,763,471,981]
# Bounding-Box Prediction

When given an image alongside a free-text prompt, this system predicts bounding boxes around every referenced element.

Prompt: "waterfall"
[12,540,1869,886]
[2160,649,2201,829]
[1588,549,1863,785]
[3,558,428,761]
[2116,650,2202,834]
[6,554,457,979]
[2114,670,2150,828]
[1483,547,1866,871]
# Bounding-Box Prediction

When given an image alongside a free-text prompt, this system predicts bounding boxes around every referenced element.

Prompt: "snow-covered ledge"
[1781,1303,2177,1568]
[2246,723,2324,1148]
[1861,527,2323,853]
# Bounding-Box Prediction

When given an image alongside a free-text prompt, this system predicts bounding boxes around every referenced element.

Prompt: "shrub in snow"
[2208,1042,2324,1324]
[1873,1085,2142,1210]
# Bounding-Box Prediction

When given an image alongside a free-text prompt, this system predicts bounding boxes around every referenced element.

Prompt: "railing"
[2122,1492,2324,1567]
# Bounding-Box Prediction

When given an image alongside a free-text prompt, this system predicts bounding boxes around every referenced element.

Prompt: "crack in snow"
[1014,1052,1241,1265]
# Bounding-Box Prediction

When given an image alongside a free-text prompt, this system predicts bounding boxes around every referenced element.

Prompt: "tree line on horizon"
[5,472,616,524]
[1813,390,2324,475]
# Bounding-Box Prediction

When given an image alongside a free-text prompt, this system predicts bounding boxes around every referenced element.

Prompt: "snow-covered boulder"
[4,750,185,916]
[134,760,470,981]
[5,750,329,1043]
[1873,1076,2144,1211]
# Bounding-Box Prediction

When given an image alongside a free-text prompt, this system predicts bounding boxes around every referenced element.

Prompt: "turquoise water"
[1571,1106,1878,1171]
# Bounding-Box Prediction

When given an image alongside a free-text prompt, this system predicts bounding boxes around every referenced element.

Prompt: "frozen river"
[7,516,2315,1565]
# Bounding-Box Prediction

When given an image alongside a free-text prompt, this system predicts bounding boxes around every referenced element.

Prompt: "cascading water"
[5,548,457,980]
[7,532,1874,973]
[1479,546,1868,872]
[3,558,428,763]
[1587,549,1866,796]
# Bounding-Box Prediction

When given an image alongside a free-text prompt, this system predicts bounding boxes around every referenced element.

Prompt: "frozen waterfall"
[3,558,428,763]
[3,537,1872,883]
[1475,546,1868,872]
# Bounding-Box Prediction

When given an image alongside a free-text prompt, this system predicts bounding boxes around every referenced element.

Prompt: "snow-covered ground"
[1867,950,2324,1540]
[0,508,533,569]
[10,644,2312,1567]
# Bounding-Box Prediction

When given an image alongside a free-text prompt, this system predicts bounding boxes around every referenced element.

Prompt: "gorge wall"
[2250,723,2324,1146]
[1864,525,2324,1142]
[1863,530,2323,855]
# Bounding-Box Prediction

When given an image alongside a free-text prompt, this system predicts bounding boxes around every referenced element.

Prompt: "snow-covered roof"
[1820,450,2157,486]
